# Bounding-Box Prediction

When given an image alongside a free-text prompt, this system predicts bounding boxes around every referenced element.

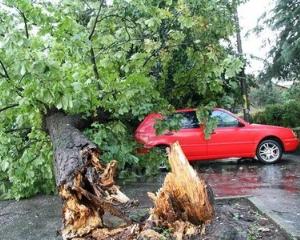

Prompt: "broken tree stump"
[148,142,214,236]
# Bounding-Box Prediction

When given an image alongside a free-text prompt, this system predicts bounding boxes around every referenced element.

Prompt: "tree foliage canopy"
[264,0,300,81]
[0,0,243,199]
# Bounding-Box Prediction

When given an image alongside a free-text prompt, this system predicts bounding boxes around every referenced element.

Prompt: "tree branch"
[83,0,92,10]
[88,0,104,41]
[88,0,104,80]
[17,8,29,39]
[94,38,143,57]
[143,43,165,67]
[0,103,18,113]
[97,14,138,27]
[5,127,32,134]
[90,47,100,79]
[0,59,10,80]
[0,59,24,96]
[123,11,131,41]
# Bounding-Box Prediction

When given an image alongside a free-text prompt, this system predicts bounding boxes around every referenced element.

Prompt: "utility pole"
[233,2,251,122]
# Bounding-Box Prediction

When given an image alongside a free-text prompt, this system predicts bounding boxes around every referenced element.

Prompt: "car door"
[206,110,254,158]
[164,111,207,159]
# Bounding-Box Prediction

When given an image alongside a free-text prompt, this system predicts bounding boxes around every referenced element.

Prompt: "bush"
[250,85,285,107]
[252,100,300,128]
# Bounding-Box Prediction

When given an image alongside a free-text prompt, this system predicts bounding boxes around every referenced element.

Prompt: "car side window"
[211,110,238,127]
[168,111,199,129]
[180,112,199,129]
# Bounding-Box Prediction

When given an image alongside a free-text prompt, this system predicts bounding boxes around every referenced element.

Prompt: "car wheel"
[256,139,283,164]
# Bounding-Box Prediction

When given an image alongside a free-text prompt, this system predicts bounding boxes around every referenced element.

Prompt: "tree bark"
[46,112,133,240]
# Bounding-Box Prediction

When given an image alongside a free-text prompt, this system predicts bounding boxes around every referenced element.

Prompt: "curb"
[248,196,299,240]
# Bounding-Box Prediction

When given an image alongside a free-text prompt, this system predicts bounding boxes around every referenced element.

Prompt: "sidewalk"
[249,152,300,239]
[195,151,300,239]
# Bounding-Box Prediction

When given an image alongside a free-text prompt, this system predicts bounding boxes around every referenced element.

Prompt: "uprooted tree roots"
[59,154,134,239]
[46,113,214,239]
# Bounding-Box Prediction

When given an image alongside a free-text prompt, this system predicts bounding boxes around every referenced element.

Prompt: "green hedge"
[252,100,300,128]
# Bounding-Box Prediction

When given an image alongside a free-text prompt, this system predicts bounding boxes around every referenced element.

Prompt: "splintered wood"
[147,142,214,238]
[59,142,214,240]
[148,142,214,224]
[60,150,133,240]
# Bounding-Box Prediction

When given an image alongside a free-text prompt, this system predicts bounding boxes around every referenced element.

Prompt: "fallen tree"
[46,112,133,239]
[0,0,244,204]
[46,112,214,240]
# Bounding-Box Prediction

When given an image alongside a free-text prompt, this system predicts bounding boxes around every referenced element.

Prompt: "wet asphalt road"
[195,153,300,239]
[195,154,300,198]
[0,151,299,240]
[123,151,300,203]
[121,151,300,239]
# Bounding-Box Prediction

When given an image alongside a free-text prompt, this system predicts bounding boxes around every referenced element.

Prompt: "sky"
[238,0,275,75]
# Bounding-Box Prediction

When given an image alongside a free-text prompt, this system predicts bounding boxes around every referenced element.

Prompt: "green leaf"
[20,65,26,75]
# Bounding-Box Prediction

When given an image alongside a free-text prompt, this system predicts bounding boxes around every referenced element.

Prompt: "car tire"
[256,139,283,164]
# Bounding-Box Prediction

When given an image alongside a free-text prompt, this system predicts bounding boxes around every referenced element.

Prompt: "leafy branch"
[88,0,104,41]
[0,59,10,79]
[17,8,29,39]
[88,0,105,80]
[0,59,24,96]
[5,127,36,134]
[0,103,18,113]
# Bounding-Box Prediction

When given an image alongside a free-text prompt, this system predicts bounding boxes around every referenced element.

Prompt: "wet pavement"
[124,151,300,239]
[195,152,300,239]
[124,152,300,200]
[0,195,62,240]
[0,150,299,240]
[194,155,300,199]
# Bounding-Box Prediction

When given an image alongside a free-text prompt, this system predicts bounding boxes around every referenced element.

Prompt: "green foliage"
[252,100,300,128]
[154,102,219,139]
[154,112,183,135]
[85,122,166,179]
[196,103,218,139]
[0,0,243,199]
[284,82,300,101]
[250,84,285,107]
[262,0,300,81]
[0,130,55,200]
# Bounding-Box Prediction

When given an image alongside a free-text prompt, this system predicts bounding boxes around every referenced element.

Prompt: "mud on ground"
[202,198,291,240]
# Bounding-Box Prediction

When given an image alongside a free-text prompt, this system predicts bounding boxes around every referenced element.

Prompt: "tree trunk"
[46,113,214,240]
[46,112,133,240]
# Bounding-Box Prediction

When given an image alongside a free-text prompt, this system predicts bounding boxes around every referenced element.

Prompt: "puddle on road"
[194,158,300,197]
[119,157,300,205]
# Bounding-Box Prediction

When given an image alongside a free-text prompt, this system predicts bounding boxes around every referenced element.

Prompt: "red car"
[135,108,299,163]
